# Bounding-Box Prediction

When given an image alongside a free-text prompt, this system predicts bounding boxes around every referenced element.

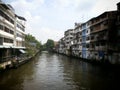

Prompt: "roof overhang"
[0,46,26,49]
[15,14,26,21]
[0,3,10,10]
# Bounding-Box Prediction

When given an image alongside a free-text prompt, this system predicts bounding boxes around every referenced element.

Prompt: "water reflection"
[0,51,120,90]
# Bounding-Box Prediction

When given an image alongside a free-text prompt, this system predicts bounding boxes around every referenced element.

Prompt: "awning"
[19,49,26,53]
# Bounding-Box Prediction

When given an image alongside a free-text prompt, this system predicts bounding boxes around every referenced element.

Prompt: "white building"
[72,23,82,57]
[15,14,26,48]
[58,37,66,54]
[64,29,74,55]
[0,2,15,48]
[0,1,26,68]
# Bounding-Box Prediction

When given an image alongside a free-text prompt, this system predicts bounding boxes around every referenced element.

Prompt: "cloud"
[5,0,120,43]
[91,0,120,17]
[35,27,64,44]
[10,0,44,16]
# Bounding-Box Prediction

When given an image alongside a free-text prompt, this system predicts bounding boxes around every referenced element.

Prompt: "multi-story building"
[89,11,118,63]
[15,14,26,48]
[107,2,120,64]
[57,37,66,54]
[0,1,26,68]
[85,20,91,59]
[56,2,120,64]
[81,23,87,58]
[64,29,74,55]
[71,23,82,57]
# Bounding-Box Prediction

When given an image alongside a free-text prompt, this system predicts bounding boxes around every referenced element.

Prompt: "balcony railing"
[91,17,108,26]
[91,26,108,34]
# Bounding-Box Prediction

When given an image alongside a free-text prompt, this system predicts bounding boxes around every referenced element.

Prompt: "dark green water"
[0,51,120,90]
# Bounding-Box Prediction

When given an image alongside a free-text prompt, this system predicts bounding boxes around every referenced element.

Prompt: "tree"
[46,39,54,51]
[25,34,42,56]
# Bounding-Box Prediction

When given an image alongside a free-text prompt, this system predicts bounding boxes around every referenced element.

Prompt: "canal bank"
[54,50,120,68]
[13,51,41,68]
[0,51,40,72]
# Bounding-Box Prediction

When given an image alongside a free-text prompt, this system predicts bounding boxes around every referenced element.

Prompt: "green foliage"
[25,35,55,53]
[45,39,54,51]
[25,34,42,56]
[41,43,46,51]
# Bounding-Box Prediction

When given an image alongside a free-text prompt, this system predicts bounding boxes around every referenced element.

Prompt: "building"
[55,2,120,64]
[81,23,87,58]
[0,1,26,69]
[15,14,26,48]
[71,23,82,57]
[57,37,65,54]
[64,29,74,55]
[89,11,118,63]
[85,20,91,59]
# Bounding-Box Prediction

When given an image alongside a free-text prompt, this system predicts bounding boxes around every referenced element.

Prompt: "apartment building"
[55,2,120,64]
[57,37,66,54]
[0,1,26,68]
[15,14,26,48]
[64,29,74,55]
[108,2,120,64]
[85,20,91,59]
[89,11,118,63]
[81,23,87,58]
[71,23,82,57]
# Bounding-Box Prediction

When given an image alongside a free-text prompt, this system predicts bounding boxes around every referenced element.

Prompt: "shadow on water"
[57,54,120,90]
[0,53,41,90]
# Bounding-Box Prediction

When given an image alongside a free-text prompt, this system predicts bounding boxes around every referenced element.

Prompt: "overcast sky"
[4,0,120,43]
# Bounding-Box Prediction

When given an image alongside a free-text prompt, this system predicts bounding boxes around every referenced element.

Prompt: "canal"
[0,51,120,90]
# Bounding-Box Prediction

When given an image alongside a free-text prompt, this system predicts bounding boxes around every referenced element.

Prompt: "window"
[4,38,13,43]
[103,20,108,25]
[0,9,14,24]
[0,24,3,30]
[96,43,99,46]
[4,27,9,33]
[86,36,90,40]
[118,29,120,36]
[86,44,89,48]
[91,36,94,40]
[10,30,14,34]
[86,30,89,33]
[4,26,14,35]
[70,37,73,39]
[82,44,86,48]
[101,42,105,46]
[17,24,25,32]
[0,37,3,45]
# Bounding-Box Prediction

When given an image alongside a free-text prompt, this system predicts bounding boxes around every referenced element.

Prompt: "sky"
[4,0,120,44]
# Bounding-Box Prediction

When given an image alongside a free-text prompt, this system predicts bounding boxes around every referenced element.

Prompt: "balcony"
[0,30,14,39]
[91,17,108,26]
[3,42,13,46]
[4,19,14,28]
[95,46,107,51]
[16,27,25,34]
[96,36,107,41]
[91,25,108,34]
[90,33,108,42]
[0,10,14,27]
[89,48,95,51]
